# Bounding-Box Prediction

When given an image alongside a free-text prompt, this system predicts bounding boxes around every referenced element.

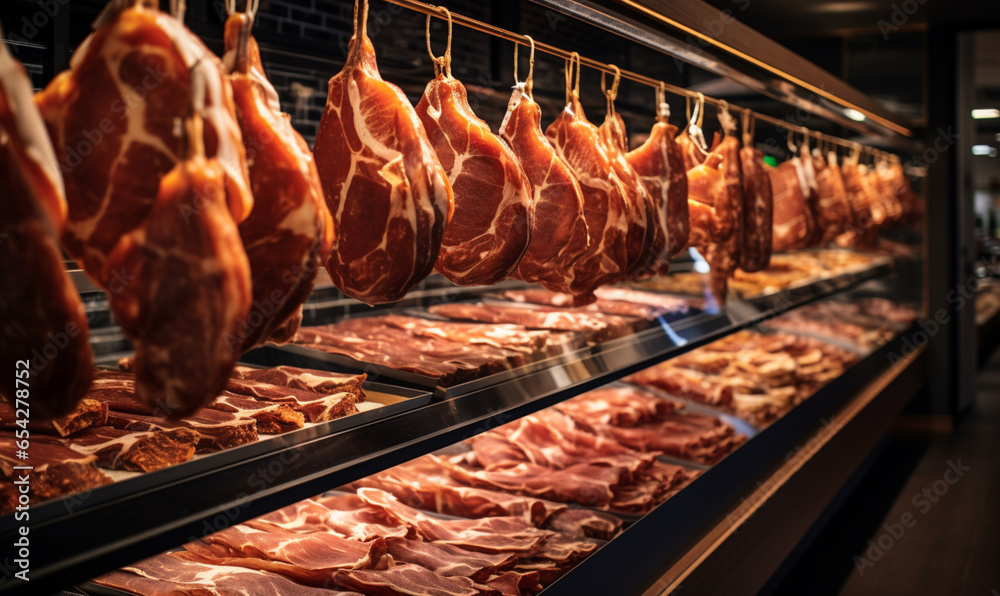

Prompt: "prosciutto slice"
[36,1,252,287]
[499,81,589,294]
[544,56,628,301]
[0,37,94,418]
[627,101,689,269]
[222,8,333,349]
[416,64,533,286]
[313,0,452,304]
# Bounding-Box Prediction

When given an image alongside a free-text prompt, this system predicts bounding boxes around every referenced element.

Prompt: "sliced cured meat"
[36,1,253,286]
[608,459,698,513]
[105,408,257,453]
[594,287,695,313]
[544,508,623,541]
[499,73,589,294]
[204,394,305,434]
[94,552,358,596]
[366,315,551,360]
[0,398,106,437]
[182,525,385,586]
[66,426,199,472]
[428,302,640,342]
[356,488,549,554]
[225,378,360,423]
[1,37,93,418]
[627,97,689,268]
[313,0,453,304]
[0,433,111,502]
[346,455,567,526]
[247,495,409,540]
[500,288,674,320]
[103,98,252,418]
[385,537,517,582]
[438,458,625,507]
[333,561,496,596]
[416,43,533,285]
[485,570,541,596]
[223,7,334,349]
[544,54,628,301]
[557,387,679,427]
[232,366,366,398]
[626,365,734,407]
[738,127,773,272]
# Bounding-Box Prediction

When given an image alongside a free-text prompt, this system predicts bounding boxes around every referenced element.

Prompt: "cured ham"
[499,42,589,295]
[36,0,253,287]
[103,95,252,418]
[313,0,453,304]
[768,150,813,252]
[247,495,409,540]
[66,426,199,472]
[737,117,772,272]
[222,5,334,349]
[333,562,494,596]
[500,288,684,320]
[812,150,852,244]
[232,366,366,397]
[0,433,111,508]
[385,537,517,582]
[0,399,106,437]
[428,302,641,342]
[105,407,258,452]
[416,20,533,286]
[545,54,629,301]
[627,91,689,268]
[1,36,94,418]
[598,72,656,278]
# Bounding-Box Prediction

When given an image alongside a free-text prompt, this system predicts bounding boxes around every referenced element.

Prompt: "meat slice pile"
[416,62,534,286]
[499,79,590,295]
[313,0,452,304]
[499,288,685,320]
[556,387,747,464]
[0,35,93,418]
[764,300,905,350]
[627,328,859,425]
[222,7,334,349]
[428,302,643,342]
[293,315,585,385]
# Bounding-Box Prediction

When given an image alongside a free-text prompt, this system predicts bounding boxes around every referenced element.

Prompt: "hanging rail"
[381,0,898,160]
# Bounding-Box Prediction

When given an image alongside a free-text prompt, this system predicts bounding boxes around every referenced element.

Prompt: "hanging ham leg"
[812,150,851,245]
[313,1,453,304]
[600,110,655,278]
[499,83,589,295]
[627,108,689,272]
[222,10,333,349]
[104,99,252,419]
[545,91,629,302]
[0,36,93,418]
[416,70,533,286]
[35,1,252,287]
[738,143,773,272]
[702,133,744,302]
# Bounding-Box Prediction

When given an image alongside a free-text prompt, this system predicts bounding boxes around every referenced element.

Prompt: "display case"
[0,0,931,594]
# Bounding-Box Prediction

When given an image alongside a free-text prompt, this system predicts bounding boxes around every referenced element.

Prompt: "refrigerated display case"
[0,0,932,594]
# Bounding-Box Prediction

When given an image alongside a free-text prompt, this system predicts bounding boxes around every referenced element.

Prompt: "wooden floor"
[769,348,1000,596]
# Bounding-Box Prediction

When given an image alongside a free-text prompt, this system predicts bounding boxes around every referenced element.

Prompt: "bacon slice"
[313,4,452,304]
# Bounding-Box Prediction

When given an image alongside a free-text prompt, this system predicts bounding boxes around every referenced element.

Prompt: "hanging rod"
[380,0,897,160]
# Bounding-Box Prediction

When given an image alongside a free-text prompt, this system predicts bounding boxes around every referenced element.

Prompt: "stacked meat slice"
[314,0,453,304]
[0,35,94,417]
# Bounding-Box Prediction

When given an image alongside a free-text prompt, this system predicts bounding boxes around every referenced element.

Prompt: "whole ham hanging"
[767,135,815,252]
[797,139,823,246]
[0,31,94,418]
[701,104,745,303]
[415,10,533,286]
[597,66,655,279]
[313,0,453,304]
[221,1,334,349]
[499,38,590,295]
[104,64,253,418]
[626,84,689,272]
[836,148,879,248]
[545,53,629,303]
[35,0,253,287]
[811,144,851,245]
[737,111,772,272]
